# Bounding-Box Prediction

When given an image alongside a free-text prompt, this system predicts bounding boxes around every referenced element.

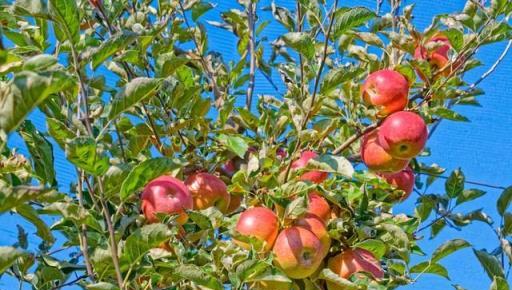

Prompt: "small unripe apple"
[141,176,193,224]
[379,166,415,201]
[327,248,383,290]
[291,151,328,184]
[294,214,331,258]
[307,192,331,223]
[414,33,451,75]
[361,131,409,173]
[378,111,428,159]
[185,172,230,213]
[235,207,279,252]
[273,226,324,279]
[361,69,409,116]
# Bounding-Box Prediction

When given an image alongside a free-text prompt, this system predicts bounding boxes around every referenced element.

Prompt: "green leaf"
[48,0,79,44]
[431,107,469,122]
[91,32,138,69]
[108,77,163,120]
[16,204,54,244]
[119,157,185,200]
[443,28,464,52]
[318,268,358,290]
[445,168,465,198]
[497,187,512,216]
[410,261,449,279]
[490,276,510,290]
[188,211,213,230]
[0,185,59,213]
[23,54,58,72]
[65,137,109,176]
[175,264,224,290]
[0,70,76,133]
[456,189,486,205]
[320,65,363,94]
[308,154,354,178]
[282,32,315,60]
[217,134,249,158]
[87,282,120,290]
[284,196,307,219]
[503,213,512,236]
[354,239,386,259]
[192,2,213,21]
[19,121,56,185]
[473,249,505,280]
[0,246,25,274]
[47,118,75,149]
[334,7,376,38]
[431,239,470,263]
[123,223,171,264]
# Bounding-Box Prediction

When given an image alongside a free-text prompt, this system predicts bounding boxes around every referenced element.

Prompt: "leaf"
[108,78,163,120]
[409,261,449,279]
[0,70,76,133]
[48,0,79,44]
[192,2,214,21]
[445,168,465,198]
[456,189,485,205]
[334,7,376,38]
[65,137,109,176]
[188,211,213,230]
[175,264,223,290]
[318,268,358,290]
[0,246,25,274]
[320,65,363,94]
[431,239,470,263]
[91,32,138,69]
[490,276,510,290]
[443,28,464,52]
[0,185,58,213]
[123,223,171,264]
[19,121,56,185]
[355,239,386,259]
[87,282,120,290]
[284,196,307,219]
[16,204,54,244]
[497,187,512,216]
[47,118,75,149]
[282,32,315,60]
[23,54,58,72]
[431,107,469,122]
[503,213,512,236]
[308,155,354,178]
[119,157,185,200]
[217,134,249,158]
[473,249,505,280]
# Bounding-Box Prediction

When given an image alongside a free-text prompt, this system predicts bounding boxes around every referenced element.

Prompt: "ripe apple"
[295,214,331,258]
[291,151,328,184]
[361,130,409,173]
[377,111,428,159]
[361,69,409,116]
[307,192,331,223]
[273,226,324,279]
[141,175,193,224]
[327,248,383,289]
[235,207,279,252]
[185,172,230,213]
[226,194,242,213]
[414,33,451,75]
[379,166,415,201]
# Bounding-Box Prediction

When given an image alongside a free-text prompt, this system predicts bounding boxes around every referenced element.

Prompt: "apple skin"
[294,214,331,258]
[185,172,230,213]
[235,207,279,252]
[361,69,409,116]
[327,248,384,290]
[307,192,331,223]
[377,111,428,160]
[88,0,102,7]
[361,130,410,173]
[379,166,415,201]
[141,176,193,224]
[291,151,328,184]
[414,33,451,76]
[272,226,324,279]
[226,194,242,213]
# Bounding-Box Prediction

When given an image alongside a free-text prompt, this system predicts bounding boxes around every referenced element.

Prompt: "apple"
[377,111,428,159]
[272,226,324,279]
[361,130,409,173]
[379,166,415,201]
[226,194,242,213]
[361,69,409,116]
[414,33,451,75]
[307,192,331,223]
[185,172,230,213]
[291,151,328,184]
[235,207,279,252]
[141,175,193,224]
[294,214,331,258]
[88,0,102,8]
[327,248,383,289]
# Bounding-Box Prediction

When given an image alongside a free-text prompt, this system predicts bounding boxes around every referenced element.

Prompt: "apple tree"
[0,0,511,289]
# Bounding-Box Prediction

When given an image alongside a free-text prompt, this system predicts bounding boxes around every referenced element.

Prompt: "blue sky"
[2,0,512,289]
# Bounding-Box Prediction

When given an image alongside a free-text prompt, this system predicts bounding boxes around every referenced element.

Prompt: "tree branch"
[332,123,380,155]
[246,0,257,110]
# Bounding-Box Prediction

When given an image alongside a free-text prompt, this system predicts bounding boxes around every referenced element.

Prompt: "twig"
[332,123,380,155]
[297,1,305,101]
[418,172,507,190]
[114,122,127,162]
[53,275,88,289]
[76,172,95,281]
[246,0,256,110]
[141,103,165,155]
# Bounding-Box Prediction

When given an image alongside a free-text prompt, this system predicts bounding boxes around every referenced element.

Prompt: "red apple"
[273,226,324,279]
[327,248,383,289]
[307,192,331,223]
[414,33,451,75]
[141,176,193,224]
[361,130,409,173]
[361,69,409,116]
[291,151,328,184]
[88,0,103,8]
[235,207,279,252]
[377,111,428,159]
[226,194,242,213]
[185,172,230,213]
[294,214,331,258]
[379,166,415,201]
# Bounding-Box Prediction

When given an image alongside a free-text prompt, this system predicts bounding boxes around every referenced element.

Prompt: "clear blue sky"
[2,1,511,289]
